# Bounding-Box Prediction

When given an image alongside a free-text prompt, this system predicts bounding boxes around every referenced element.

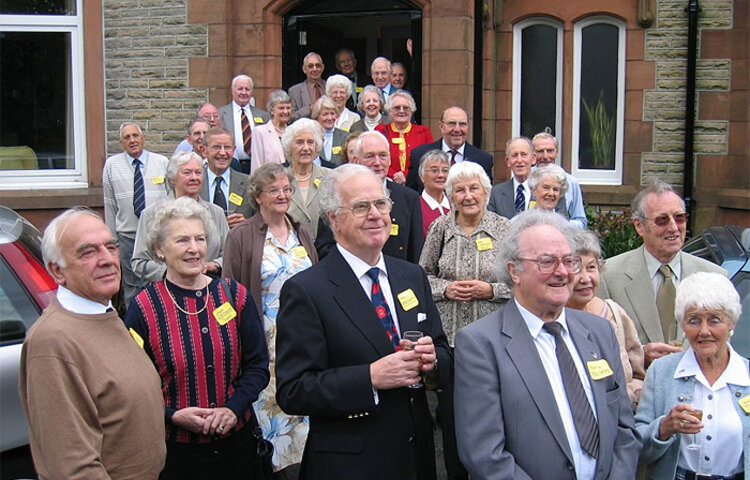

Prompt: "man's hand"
[370,349,422,389]
[404,335,437,373]
[203,261,220,274]
[643,342,683,366]
[226,213,245,229]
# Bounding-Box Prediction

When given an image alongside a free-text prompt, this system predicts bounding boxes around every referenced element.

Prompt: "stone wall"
[103,0,209,157]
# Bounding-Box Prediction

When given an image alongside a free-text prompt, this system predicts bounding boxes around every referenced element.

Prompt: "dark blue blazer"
[406,140,494,191]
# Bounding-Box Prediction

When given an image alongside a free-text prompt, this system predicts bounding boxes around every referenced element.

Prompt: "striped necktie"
[132,158,145,217]
[240,107,252,155]
[515,184,525,213]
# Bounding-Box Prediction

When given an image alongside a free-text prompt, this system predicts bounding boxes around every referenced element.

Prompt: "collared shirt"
[511,177,531,211]
[644,249,682,298]
[380,83,393,100]
[516,299,598,480]
[441,139,465,163]
[323,128,334,160]
[421,189,450,215]
[232,101,254,160]
[673,345,748,476]
[206,167,231,206]
[56,285,113,314]
[305,79,325,104]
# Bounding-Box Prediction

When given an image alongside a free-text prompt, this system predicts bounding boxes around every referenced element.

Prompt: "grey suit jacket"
[289,81,317,120]
[487,178,568,220]
[320,128,348,166]
[599,246,728,344]
[217,103,269,150]
[199,166,254,219]
[454,300,641,480]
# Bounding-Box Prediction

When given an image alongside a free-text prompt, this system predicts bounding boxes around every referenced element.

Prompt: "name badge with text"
[291,246,308,258]
[390,224,399,236]
[229,192,243,206]
[587,359,613,380]
[397,289,419,311]
[152,176,165,184]
[213,302,237,325]
[476,237,493,251]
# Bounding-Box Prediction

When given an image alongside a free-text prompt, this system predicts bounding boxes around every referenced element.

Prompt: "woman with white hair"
[311,95,347,166]
[250,89,293,170]
[326,74,360,131]
[282,118,330,240]
[528,164,570,220]
[349,85,390,133]
[131,151,229,288]
[635,272,749,480]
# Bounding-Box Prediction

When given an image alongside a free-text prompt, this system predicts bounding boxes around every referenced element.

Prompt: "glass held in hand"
[402,330,424,389]
[668,322,684,347]
[685,409,703,450]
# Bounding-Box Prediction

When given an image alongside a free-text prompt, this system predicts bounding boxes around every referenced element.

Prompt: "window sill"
[0,187,104,211]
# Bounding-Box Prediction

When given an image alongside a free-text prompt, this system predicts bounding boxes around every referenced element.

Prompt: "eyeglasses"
[209,145,234,152]
[426,167,450,175]
[644,213,688,227]
[441,121,468,129]
[391,105,411,112]
[517,255,582,274]
[263,185,294,197]
[340,197,393,217]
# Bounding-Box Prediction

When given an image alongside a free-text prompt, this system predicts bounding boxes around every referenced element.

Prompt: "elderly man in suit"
[406,106,493,191]
[598,180,727,366]
[276,163,451,480]
[174,103,220,154]
[352,130,424,263]
[454,210,641,480]
[487,137,535,219]
[371,56,394,101]
[218,74,269,171]
[334,47,365,111]
[289,52,326,121]
[199,127,254,228]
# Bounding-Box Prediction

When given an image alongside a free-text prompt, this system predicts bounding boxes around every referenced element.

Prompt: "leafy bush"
[586,206,643,259]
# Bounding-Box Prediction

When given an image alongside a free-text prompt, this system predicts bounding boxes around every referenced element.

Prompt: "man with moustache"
[289,52,326,120]
[276,164,451,479]
[218,75,270,169]
[19,208,166,479]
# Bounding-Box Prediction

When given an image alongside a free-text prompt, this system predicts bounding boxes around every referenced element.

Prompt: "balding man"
[407,106,494,191]
[487,137,536,219]
[218,75,270,170]
[174,103,220,153]
[334,47,365,111]
[289,52,326,120]
[371,56,394,101]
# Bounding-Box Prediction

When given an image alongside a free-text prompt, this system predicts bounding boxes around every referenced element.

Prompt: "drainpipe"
[683,0,700,236]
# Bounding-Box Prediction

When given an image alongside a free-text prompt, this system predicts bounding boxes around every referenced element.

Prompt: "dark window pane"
[0,31,74,170]
[0,0,75,15]
[579,23,618,170]
[520,24,557,138]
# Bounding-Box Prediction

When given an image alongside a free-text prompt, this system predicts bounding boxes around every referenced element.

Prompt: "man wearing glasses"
[599,180,727,365]
[454,210,640,480]
[406,106,494,191]
[275,163,451,479]
[334,47,365,112]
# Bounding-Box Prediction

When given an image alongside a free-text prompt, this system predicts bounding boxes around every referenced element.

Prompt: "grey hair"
[352,130,389,158]
[146,196,212,260]
[341,131,363,163]
[303,52,322,65]
[231,74,253,90]
[529,164,569,197]
[505,136,533,156]
[370,56,392,73]
[311,95,338,120]
[495,210,575,288]
[266,89,292,113]
[569,228,604,270]
[632,179,685,221]
[675,272,741,326]
[187,117,210,135]
[119,122,143,138]
[247,163,295,210]
[281,118,323,162]
[326,74,353,98]
[42,207,105,274]
[445,161,492,209]
[531,131,559,150]
[204,127,233,147]
[318,164,388,224]
[384,90,417,114]
[418,149,450,177]
[356,85,385,116]
[166,150,203,186]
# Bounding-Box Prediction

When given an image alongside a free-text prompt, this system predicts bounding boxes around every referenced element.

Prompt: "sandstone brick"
[149,79,186,88]
[127,89,163,99]
[132,110,160,119]
[150,100,183,109]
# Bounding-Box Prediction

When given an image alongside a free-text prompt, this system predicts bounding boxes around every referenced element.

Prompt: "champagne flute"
[686,409,703,450]
[402,330,424,389]
[668,322,683,347]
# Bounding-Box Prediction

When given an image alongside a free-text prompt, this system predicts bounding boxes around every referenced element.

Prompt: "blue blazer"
[634,350,750,480]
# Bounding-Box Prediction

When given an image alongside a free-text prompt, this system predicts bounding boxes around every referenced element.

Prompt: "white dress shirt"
[232,101,255,160]
[56,285,113,314]
[421,190,450,215]
[441,140,465,163]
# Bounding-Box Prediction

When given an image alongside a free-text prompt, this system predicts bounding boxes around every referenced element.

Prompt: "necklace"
[165,277,209,315]
[294,172,312,182]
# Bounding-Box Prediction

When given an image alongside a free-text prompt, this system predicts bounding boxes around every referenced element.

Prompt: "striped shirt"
[125,277,269,443]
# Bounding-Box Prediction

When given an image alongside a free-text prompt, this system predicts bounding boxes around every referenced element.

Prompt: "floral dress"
[253,227,313,471]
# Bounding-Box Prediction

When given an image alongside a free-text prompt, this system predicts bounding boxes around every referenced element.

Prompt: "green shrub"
[586,206,643,259]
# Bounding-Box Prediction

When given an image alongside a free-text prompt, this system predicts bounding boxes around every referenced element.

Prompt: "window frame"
[0,4,88,190]
[571,15,626,185]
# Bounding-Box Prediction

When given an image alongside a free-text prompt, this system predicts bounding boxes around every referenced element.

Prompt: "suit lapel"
[623,246,663,343]
[501,302,575,464]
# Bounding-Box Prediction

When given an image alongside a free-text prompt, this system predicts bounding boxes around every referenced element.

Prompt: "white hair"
[676,272,741,326]
[42,207,104,273]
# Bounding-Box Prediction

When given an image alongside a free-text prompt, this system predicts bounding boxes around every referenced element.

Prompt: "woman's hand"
[657,404,703,441]
[171,407,213,434]
[444,280,493,301]
[392,171,406,185]
[203,407,238,437]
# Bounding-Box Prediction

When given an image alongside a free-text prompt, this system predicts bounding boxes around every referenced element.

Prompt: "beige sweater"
[19,298,166,480]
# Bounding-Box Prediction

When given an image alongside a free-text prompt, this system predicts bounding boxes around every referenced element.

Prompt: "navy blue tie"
[213,177,227,211]
[514,184,525,213]
[365,268,400,350]
[132,159,145,217]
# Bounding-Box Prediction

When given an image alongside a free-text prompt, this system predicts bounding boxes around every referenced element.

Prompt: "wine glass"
[685,409,703,450]
[402,330,424,389]
[668,322,684,347]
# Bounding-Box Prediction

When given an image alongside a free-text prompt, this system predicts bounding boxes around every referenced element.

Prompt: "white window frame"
[571,15,625,185]
[0,3,87,190]
[512,17,563,152]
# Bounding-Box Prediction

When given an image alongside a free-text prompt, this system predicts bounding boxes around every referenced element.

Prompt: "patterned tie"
[450,149,458,165]
[365,268,400,350]
[313,83,323,102]
[542,322,600,459]
[515,184,525,213]
[213,176,227,211]
[657,265,677,341]
[132,158,145,217]
[240,107,252,155]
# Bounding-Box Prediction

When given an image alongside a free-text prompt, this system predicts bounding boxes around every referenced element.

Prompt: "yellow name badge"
[397,289,419,311]
[332,146,342,155]
[392,137,404,144]
[587,359,614,380]
[390,223,399,236]
[254,117,264,123]
[228,192,243,206]
[356,86,364,93]
[528,200,537,210]
[313,178,321,188]
[476,237,493,251]
[213,302,237,326]
[129,328,144,349]
[739,395,750,414]
[152,176,165,184]
[291,246,308,258]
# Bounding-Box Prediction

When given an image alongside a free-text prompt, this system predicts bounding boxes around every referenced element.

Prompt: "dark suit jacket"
[199,167,254,219]
[384,180,424,263]
[217,103,269,141]
[276,247,452,480]
[454,300,641,480]
[320,128,349,166]
[406,140,494,191]
[487,179,568,220]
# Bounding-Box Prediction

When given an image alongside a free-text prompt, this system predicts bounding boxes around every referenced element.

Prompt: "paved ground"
[428,390,449,480]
